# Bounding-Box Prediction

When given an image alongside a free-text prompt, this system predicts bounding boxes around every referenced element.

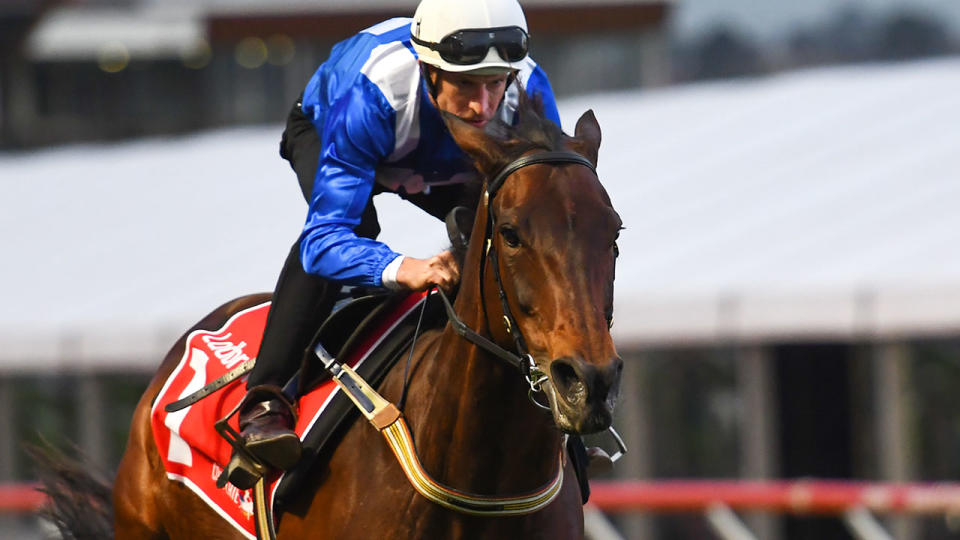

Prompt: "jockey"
[229,0,561,488]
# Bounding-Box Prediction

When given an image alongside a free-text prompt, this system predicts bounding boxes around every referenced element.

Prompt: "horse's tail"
[28,444,114,540]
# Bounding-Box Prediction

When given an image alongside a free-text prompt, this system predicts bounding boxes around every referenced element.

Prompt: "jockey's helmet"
[411,0,529,75]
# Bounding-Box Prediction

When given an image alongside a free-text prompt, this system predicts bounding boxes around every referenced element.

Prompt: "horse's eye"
[500,226,521,248]
[613,242,620,258]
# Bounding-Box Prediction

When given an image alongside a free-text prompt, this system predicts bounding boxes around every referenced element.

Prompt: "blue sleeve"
[298,75,402,286]
[526,65,562,128]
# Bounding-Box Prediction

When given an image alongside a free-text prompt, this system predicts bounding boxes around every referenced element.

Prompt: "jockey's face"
[431,68,510,128]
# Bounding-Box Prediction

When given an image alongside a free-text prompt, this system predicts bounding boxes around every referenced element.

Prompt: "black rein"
[441,150,598,376]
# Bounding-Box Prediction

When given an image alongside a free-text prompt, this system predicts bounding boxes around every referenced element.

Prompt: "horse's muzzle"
[547,355,623,434]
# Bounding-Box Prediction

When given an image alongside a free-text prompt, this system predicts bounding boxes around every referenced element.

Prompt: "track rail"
[0,483,46,513]
[6,479,960,515]
[588,480,960,515]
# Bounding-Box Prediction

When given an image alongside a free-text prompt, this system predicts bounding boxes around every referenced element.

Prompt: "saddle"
[152,208,597,536]
[152,289,446,538]
[271,289,446,509]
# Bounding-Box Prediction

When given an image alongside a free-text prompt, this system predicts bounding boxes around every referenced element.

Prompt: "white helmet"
[411,0,529,74]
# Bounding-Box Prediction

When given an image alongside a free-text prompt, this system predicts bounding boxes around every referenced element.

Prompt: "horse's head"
[445,99,622,435]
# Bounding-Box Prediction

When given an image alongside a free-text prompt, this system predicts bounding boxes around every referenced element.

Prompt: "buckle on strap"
[524,354,553,411]
[164,359,255,413]
[436,288,527,373]
[524,354,548,393]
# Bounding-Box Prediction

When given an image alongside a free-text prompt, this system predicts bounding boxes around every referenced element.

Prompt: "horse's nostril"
[551,361,586,405]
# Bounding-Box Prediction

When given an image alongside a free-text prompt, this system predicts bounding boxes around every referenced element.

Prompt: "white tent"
[566,58,960,346]
[2,57,959,371]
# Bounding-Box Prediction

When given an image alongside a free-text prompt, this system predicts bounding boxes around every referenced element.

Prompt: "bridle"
[302,150,615,523]
[437,150,597,405]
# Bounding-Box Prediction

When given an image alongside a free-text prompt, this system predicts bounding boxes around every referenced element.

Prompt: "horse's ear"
[568,109,601,166]
[442,112,503,176]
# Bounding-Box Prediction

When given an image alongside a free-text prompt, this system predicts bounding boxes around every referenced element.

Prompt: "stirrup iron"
[596,426,628,464]
[219,449,267,490]
[214,399,266,489]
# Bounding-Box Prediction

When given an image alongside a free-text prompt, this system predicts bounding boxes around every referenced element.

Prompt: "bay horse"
[48,98,623,539]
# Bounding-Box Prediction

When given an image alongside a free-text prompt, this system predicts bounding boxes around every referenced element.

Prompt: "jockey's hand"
[396,251,460,293]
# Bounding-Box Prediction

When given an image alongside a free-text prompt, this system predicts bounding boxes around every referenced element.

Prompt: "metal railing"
[587,480,960,540]
[7,479,960,539]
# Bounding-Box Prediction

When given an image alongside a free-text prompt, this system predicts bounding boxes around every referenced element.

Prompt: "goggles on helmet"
[411,26,529,66]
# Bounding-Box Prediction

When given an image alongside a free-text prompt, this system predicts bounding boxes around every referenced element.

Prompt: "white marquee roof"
[2,58,958,370]
[26,7,205,61]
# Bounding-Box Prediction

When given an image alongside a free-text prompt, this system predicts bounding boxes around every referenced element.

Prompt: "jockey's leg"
[248,241,338,391]
[228,95,383,487]
[228,240,336,488]
[232,93,331,484]
[245,208,381,402]
[280,94,323,202]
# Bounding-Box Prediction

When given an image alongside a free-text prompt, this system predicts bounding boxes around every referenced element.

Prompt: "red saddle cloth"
[150,292,426,539]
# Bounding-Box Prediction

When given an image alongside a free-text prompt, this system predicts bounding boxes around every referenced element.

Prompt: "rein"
[482,151,596,362]
[480,151,597,401]
[314,336,564,518]
[299,151,598,525]
[416,150,598,405]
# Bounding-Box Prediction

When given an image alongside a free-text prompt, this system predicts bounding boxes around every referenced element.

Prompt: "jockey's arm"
[299,77,456,293]
[298,65,559,293]
[299,79,406,287]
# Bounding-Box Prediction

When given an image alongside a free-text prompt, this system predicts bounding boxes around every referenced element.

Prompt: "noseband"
[438,150,597,401]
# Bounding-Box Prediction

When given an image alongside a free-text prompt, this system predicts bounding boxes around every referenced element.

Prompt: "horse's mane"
[482,88,567,169]
[444,85,569,267]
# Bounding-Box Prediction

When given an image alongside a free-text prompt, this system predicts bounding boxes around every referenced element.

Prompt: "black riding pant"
[247,97,476,389]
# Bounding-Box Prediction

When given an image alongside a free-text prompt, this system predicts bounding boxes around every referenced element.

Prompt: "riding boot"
[238,385,302,471]
[223,385,302,490]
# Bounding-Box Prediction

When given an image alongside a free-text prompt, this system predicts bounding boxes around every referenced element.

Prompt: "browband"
[486,151,596,199]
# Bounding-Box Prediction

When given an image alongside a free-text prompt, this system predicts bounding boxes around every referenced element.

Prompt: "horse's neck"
[405,295,562,493]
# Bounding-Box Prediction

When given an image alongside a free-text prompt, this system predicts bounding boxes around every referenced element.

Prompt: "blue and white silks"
[298,17,560,286]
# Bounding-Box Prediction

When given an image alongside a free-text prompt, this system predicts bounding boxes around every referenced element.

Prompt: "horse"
[43,97,623,539]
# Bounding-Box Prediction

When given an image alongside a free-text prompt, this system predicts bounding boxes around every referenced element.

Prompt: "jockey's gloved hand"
[395,250,460,293]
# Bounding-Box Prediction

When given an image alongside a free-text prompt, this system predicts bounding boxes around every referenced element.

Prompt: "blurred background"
[2,0,959,538]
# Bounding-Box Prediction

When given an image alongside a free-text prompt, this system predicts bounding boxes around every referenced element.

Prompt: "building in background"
[4,56,960,539]
[0,0,57,146]
[1,0,671,148]
[4,2,960,540]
